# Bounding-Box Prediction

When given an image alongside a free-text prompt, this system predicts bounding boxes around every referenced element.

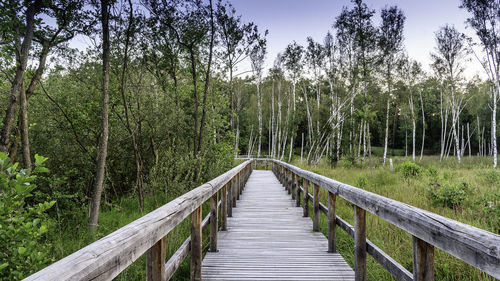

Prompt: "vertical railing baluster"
[295,176,301,207]
[190,206,202,281]
[291,172,296,199]
[146,237,166,281]
[228,180,233,217]
[236,172,240,200]
[303,179,309,217]
[354,206,366,281]
[232,176,237,208]
[221,183,227,230]
[413,236,435,281]
[328,192,336,253]
[209,192,218,252]
[313,183,320,231]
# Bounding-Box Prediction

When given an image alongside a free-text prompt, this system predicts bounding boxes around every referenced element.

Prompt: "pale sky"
[228,0,486,79]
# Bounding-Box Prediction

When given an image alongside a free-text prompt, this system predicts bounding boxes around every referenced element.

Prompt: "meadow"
[293,155,500,281]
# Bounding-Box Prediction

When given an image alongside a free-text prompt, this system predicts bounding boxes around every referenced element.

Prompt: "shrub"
[396,161,422,184]
[426,180,471,209]
[356,176,368,188]
[0,153,55,280]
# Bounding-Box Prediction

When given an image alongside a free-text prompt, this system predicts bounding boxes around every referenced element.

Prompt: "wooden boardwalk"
[202,170,355,280]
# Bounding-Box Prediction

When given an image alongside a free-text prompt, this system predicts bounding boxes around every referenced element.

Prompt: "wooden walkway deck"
[202,170,355,280]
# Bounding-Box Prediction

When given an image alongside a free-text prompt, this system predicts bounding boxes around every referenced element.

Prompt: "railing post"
[221,183,227,230]
[287,170,291,194]
[354,206,366,281]
[295,176,301,207]
[190,206,202,281]
[291,172,296,199]
[209,192,218,252]
[413,236,434,281]
[303,179,309,217]
[313,183,320,231]
[228,181,233,217]
[239,171,243,195]
[236,172,240,200]
[232,176,237,208]
[146,237,166,281]
[328,192,336,253]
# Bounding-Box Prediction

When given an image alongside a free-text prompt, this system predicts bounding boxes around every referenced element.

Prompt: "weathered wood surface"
[202,170,354,280]
[24,160,251,281]
[271,159,500,279]
[305,191,412,281]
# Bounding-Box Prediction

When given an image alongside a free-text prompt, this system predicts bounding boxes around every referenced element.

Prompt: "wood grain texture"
[190,206,202,281]
[221,184,227,231]
[354,206,366,281]
[303,179,309,217]
[271,159,500,279]
[209,192,218,252]
[413,236,434,281]
[24,160,251,281]
[313,183,320,232]
[328,192,337,253]
[146,236,165,281]
[202,170,354,280]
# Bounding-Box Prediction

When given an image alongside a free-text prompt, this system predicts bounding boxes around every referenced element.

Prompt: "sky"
[227,0,485,79]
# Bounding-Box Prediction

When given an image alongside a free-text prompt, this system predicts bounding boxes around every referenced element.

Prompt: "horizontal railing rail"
[250,158,500,281]
[25,160,252,281]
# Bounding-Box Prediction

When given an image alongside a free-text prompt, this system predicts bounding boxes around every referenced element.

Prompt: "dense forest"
[1,0,500,280]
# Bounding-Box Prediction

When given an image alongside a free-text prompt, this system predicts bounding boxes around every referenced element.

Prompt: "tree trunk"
[257,83,262,157]
[19,85,31,169]
[89,0,110,231]
[419,91,425,161]
[383,98,390,166]
[493,85,498,168]
[0,0,41,153]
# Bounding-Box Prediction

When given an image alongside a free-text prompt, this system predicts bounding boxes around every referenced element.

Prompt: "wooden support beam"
[313,183,320,232]
[291,172,296,200]
[236,173,240,200]
[296,176,301,207]
[354,206,366,281]
[209,192,218,252]
[413,236,434,281]
[303,179,309,217]
[328,192,336,253]
[146,236,165,281]
[190,206,202,281]
[228,180,233,217]
[221,184,227,230]
[232,177,237,208]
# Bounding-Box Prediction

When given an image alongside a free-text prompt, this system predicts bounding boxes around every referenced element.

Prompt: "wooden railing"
[24,160,252,281]
[264,158,500,281]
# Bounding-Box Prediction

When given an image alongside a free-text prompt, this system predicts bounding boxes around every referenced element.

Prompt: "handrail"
[25,160,252,281]
[256,158,500,280]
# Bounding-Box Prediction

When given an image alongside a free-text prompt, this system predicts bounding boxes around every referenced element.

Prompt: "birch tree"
[461,0,500,168]
[377,5,405,166]
[431,25,470,164]
[249,35,267,158]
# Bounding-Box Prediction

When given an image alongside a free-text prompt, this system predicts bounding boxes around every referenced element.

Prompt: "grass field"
[293,155,499,281]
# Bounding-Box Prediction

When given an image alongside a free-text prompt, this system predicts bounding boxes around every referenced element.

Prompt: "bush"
[396,161,422,184]
[0,153,55,280]
[426,180,472,209]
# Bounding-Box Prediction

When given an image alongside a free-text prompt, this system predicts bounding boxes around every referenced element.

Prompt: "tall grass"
[293,155,499,281]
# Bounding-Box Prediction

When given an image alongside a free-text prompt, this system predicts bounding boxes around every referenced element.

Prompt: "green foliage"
[396,161,422,182]
[0,153,55,280]
[356,176,368,188]
[426,180,472,209]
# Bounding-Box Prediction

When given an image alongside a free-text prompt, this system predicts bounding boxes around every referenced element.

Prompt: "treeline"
[0,0,499,278]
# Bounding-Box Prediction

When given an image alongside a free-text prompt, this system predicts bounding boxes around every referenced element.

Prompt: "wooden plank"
[303,179,309,217]
[191,206,202,281]
[296,176,301,207]
[24,160,251,281]
[354,206,366,281]
[210,192,218,252]
[221,184,227,231]
[146,237,165,281]
[313,184,320,232]
[328,192,336,253]
[413,236,434,281]
[291,172,296,200]
[273,159,500,279]
[202,170,354,280]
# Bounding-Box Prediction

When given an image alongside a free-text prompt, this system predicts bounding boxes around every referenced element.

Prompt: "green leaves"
[0,155,54,280]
